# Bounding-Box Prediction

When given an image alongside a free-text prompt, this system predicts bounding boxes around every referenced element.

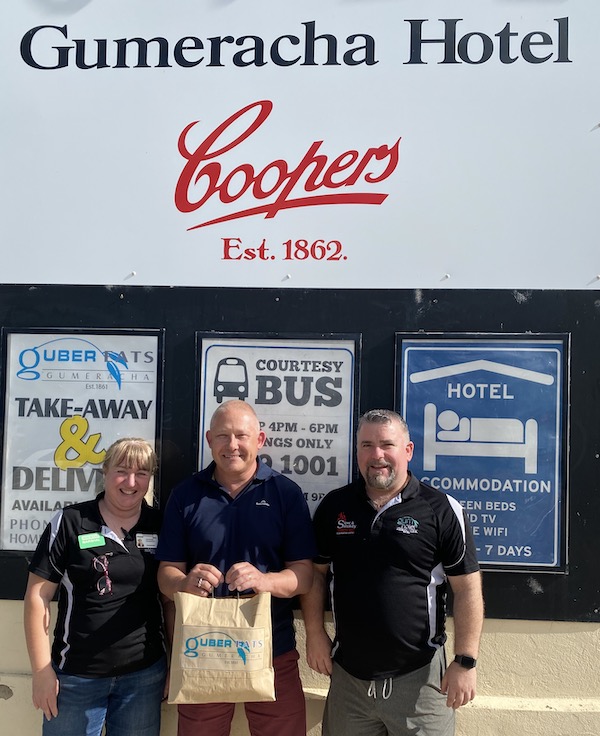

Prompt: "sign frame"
[195,332,361,515]
[3,2,598,291]
[0,327,165,552]
[395,332,570,572]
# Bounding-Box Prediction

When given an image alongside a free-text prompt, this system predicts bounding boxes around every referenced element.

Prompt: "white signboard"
[0,331,161,550]
[2,1,599,289]
[198,335,358,515]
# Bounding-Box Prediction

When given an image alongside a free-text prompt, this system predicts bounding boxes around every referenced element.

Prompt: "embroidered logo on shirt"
[255,499,270,507]
[336,512,357,535]
[396,516,419,535]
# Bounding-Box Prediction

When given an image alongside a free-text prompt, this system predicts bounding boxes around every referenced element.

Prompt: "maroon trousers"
[177,649,306,736]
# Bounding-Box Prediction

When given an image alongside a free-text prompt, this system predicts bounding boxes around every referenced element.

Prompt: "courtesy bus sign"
[397,336,567,569]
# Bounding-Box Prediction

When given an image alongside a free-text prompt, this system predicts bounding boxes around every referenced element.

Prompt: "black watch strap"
[454,654,477,669]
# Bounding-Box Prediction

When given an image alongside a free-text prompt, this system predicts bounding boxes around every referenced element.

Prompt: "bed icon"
[423,403,538,474]
[408,358,553,475]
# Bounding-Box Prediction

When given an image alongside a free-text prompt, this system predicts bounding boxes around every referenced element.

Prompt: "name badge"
[78,532,106,550]
[136,533,159,550]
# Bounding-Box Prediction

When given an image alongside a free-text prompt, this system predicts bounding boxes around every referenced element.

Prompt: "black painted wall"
[1,284,598,621]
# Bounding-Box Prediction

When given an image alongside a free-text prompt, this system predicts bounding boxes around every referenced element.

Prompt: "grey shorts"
[322,648,455,736]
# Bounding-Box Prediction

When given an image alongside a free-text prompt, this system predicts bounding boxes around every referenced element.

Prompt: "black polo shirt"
[29,494,165,677]
[313,473,480,680]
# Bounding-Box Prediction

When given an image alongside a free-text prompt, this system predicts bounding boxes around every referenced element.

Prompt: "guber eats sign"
[2,2,597,289]
[1,332,160,551]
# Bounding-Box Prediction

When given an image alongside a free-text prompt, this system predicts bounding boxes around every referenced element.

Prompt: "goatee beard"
[367,466,396,490]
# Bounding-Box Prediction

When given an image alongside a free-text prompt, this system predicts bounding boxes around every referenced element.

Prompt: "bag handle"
[209,588,242,599]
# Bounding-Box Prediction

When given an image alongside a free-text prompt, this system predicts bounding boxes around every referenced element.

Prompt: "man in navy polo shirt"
[157,399,315,736]
[302,409,484,736]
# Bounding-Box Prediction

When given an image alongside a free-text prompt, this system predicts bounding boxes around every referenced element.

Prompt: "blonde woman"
[24,438,171,736]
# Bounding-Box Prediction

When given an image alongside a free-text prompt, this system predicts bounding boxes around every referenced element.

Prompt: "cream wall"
[2,602,599,736]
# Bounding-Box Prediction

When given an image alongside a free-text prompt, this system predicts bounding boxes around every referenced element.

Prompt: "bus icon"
[213,357,249,403]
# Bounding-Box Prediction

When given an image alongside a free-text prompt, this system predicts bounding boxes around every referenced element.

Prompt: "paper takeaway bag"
[168,591,275,704]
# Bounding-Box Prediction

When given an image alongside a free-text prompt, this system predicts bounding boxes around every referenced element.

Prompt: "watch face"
[455,655,477,669]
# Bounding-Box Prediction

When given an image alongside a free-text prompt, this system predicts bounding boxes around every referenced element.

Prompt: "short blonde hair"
[102,437,157,475]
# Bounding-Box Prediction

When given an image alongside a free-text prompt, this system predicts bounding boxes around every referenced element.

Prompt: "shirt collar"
[358,471,418,506]
[80,492,151,533]
[198,459,273,485]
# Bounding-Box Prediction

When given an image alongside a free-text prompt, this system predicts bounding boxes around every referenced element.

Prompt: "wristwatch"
[454,654,477,669]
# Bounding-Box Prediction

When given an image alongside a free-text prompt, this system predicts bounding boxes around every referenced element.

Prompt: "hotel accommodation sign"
[397,335,568,569]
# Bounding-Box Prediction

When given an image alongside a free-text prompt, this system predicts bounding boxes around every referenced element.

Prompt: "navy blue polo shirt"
[29,494,165,677]
[156,460,316,658]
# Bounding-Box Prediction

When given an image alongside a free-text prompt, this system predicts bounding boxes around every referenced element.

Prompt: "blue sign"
[398,337,566,568]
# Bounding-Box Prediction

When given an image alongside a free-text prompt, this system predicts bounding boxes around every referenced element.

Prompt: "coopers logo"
[174,100,401,229]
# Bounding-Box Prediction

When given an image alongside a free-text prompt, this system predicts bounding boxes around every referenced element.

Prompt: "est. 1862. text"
[222,238,346,261]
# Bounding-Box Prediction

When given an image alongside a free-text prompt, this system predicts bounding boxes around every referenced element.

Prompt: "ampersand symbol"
[54,416,106,469]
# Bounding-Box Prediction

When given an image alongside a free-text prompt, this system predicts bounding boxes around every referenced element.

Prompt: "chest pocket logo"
[396,516,419,535]
[336,512,357,535]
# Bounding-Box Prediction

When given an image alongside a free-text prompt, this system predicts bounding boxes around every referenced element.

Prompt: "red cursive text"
[174,100,401,229]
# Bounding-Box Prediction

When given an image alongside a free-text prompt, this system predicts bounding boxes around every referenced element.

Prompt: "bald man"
[157,400,316,736]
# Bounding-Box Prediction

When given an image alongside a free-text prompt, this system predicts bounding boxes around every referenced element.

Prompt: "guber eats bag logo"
[185,631,248,662]
[183,630,264,667]
[174,100,401,229]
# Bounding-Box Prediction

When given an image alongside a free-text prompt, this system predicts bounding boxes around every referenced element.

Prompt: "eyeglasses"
[93,554,113,596]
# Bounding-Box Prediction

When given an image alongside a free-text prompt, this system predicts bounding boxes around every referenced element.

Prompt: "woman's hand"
[32,664,59,720]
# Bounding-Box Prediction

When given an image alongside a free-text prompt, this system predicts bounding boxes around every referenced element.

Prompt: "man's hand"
[180,563,224,597]
[306,628,333,676]
[225,562,267,593]
[440,661,477,709]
